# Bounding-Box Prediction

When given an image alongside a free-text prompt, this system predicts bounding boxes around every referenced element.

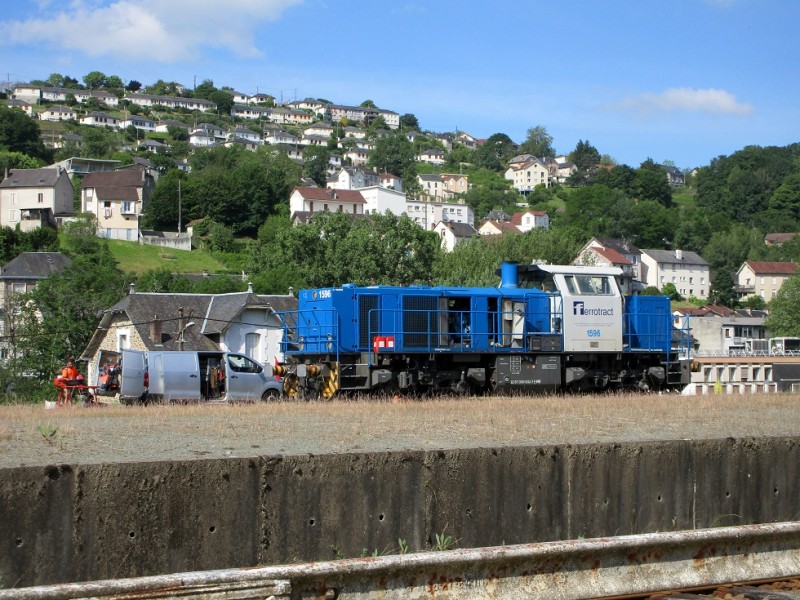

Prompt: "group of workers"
[52,359,87,407]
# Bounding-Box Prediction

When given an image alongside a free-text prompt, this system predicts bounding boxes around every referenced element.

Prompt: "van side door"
[224,354,265,401]
[119,349,147,404]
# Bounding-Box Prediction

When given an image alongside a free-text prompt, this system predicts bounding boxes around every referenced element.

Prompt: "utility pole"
[177,307,184,351]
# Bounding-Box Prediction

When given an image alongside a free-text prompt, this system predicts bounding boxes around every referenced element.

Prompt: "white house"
[39,105,77,121]
[640,249,710,299]
[505,158,551,192]
[405,198,473,232]
[0,167,74,230]
[417,149,446,166]
[228,126,262,144]
[80,112,120,128]
[120,115,156,132]
[328,167,380,190]
[344,148,369,167]
[289,187,366,220]
[434,221,478,253]
[511,209,549,232]
[359,186,407,217]
[264,130,298,145]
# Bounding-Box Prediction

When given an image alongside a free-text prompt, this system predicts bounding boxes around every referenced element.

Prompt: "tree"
[367,132,416,187]
[765,275,800,336]
[141,170,184,230]
[399,113,419,130]
[518,125,555,157]
[106,75,124,89]
[661,282,683,301]
[0,151,42,172]
[208,90,233,115]
[303,145,330,187]
[740,295,766,310]
[634,161,672,207]
[708,269,737,307]
[360,99,377,108]
[126,80,142,92]
[567,140,601,186]
[462,168,519,219]
[45,73,66,87]
[769,173,800,220]
[193,79,217,99]
[80,126,120,158]
[0,105,52,162]
[473,133,518,171]
[82,71,107,89]
[11,220,127,388]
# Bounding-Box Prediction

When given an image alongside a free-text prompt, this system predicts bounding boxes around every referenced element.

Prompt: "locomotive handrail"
[365,305,565,362]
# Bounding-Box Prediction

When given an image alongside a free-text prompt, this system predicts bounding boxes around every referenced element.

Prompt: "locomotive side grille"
[403,296,439,348]
[359,294,379,348]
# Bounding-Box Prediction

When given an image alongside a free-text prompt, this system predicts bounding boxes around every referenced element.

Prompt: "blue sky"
[2,0,797,169]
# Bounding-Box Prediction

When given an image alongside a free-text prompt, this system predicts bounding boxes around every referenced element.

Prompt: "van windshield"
[228,355,262,373]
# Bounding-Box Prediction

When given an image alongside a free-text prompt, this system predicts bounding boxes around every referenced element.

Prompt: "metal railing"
[4,522,800,599]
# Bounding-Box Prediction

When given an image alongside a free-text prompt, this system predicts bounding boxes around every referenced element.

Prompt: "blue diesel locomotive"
[276,262,692,398]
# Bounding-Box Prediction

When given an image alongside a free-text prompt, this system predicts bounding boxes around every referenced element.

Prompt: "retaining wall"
[1,437,799,587]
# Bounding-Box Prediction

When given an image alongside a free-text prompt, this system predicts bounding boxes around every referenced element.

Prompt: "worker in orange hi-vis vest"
[54,360,79,406]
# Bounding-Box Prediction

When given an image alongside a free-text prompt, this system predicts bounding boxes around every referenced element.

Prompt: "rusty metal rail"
[3,522,800,599]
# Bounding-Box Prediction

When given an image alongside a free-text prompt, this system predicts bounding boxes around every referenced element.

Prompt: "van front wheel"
[261,388,282,402]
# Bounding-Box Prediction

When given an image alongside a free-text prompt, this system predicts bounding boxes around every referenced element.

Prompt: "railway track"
[647,578,800,599]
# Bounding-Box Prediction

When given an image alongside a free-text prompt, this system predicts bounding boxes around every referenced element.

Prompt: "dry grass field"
[2,392,800,468]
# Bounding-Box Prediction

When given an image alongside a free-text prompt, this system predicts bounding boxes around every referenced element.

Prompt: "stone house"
[79,288,297,384]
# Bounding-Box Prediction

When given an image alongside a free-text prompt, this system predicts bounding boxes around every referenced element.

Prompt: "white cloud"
[616,87,754,117]
[0,0,303,62]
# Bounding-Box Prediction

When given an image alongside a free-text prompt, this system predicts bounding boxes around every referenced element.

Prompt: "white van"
[100,349,283,404]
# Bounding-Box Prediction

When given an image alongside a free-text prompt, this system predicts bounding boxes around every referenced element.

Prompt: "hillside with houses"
[1,72,800,399]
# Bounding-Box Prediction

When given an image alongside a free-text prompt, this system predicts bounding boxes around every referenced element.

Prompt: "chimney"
[150,315,162,345]
[247,282,253,293]
[129,282,136,295]
[675,249,683,260]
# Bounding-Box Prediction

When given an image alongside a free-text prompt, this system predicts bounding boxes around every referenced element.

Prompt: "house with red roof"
[511,209,549,232]
[736,260,798,301]
[574,242,638,294]
[764,232,797,246]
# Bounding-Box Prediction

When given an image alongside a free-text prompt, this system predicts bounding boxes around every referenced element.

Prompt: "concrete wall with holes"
[1,436,799,586]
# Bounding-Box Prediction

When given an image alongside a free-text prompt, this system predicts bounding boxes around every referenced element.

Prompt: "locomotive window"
[564,275,613,296]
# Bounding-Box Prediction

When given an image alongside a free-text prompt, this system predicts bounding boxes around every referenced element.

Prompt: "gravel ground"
[2,392,800,468]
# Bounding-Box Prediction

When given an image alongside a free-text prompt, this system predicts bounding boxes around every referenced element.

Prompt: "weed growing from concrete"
[434,530,457,551]
[37,423,58,443]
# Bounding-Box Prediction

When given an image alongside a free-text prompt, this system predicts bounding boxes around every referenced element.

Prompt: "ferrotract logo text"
[573,301,613,316]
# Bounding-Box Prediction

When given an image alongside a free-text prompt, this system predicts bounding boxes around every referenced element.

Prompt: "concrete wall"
[1,437,799,587]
